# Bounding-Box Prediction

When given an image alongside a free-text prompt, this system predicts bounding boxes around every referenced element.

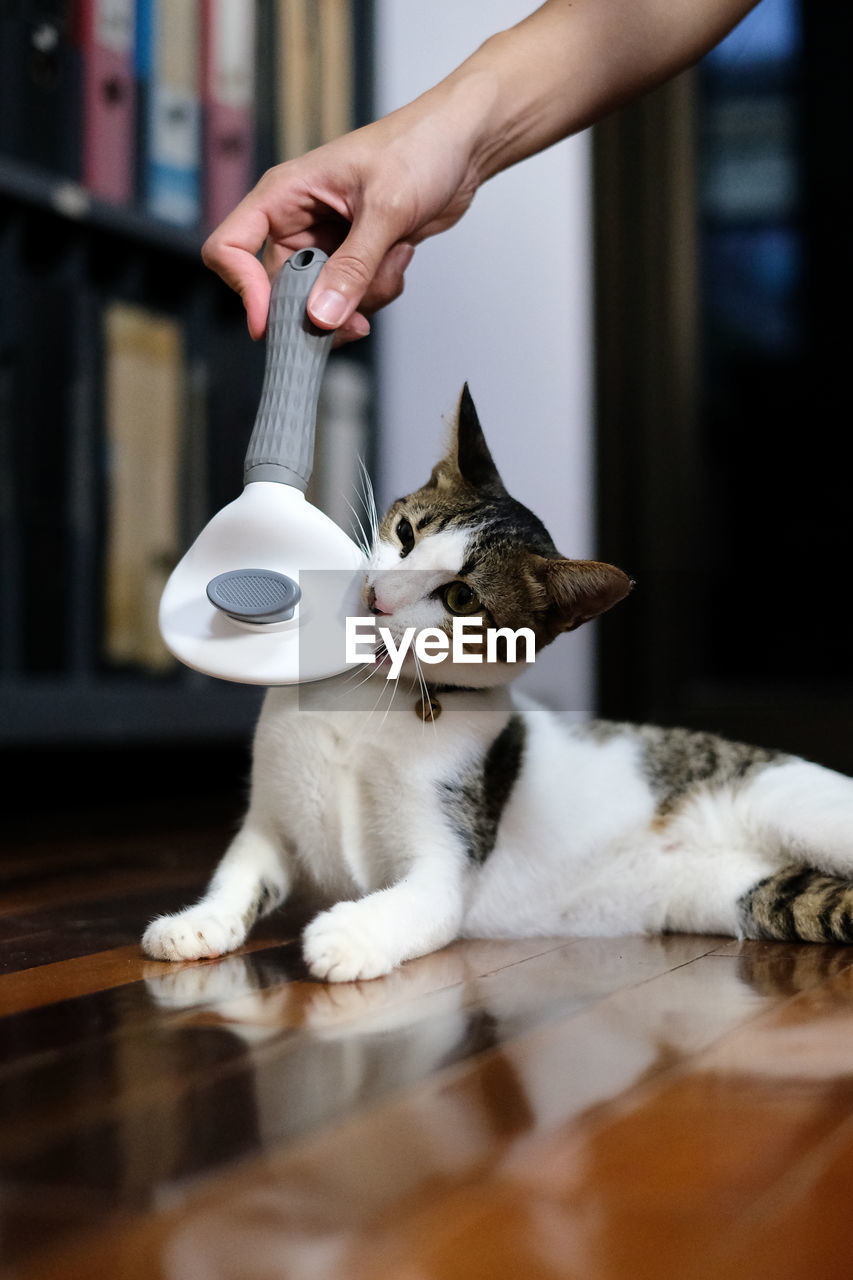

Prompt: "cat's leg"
[742,758,853,876]
[691,758,853,943]
[302,830,466,982]
[142,816,290,962]
[658,843,777,937]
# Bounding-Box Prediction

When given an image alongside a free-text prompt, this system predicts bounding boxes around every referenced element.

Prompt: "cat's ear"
[537,558,633,637]
[454,383,503,490]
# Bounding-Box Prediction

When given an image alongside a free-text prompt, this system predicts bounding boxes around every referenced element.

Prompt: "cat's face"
[363,386,631,688]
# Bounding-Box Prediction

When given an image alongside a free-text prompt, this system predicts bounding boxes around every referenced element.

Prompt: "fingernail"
[311,289,348,328]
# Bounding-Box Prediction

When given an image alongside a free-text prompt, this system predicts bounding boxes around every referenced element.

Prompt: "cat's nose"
[366,585,391,616]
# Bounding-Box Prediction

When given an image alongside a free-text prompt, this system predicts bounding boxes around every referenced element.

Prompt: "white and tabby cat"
[144,386,853,980]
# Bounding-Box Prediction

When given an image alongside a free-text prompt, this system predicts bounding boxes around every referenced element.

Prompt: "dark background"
[595,0,853,772]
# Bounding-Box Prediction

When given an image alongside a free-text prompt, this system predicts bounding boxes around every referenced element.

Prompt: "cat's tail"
[738,866,853,943]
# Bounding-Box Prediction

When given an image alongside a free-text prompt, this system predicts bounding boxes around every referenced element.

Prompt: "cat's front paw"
[302,901,398,982]
[142,907,247,962]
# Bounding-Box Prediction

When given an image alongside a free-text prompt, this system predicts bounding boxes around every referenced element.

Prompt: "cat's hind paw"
[142,907,247,963]
[302,901,398,982]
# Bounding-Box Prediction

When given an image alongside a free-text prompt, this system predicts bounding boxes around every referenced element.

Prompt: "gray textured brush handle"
[243,248,334,488]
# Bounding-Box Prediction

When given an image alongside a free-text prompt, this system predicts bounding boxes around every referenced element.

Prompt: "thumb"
[307,220,399,330]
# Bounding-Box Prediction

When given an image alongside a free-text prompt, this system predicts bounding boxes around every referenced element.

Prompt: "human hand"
[202,99,481,345]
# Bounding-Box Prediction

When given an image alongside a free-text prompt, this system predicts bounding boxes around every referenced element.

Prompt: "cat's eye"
[396,516,415,557]
[442,581,482,616]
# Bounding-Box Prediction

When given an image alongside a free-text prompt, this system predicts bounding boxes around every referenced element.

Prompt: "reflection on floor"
[4,816,853,1279]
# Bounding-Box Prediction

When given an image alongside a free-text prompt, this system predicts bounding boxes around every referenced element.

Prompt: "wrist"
[413,25,569,190]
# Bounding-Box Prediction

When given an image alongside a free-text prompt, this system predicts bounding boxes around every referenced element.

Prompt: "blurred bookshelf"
[0,0,374,757]
[595,0,853,773]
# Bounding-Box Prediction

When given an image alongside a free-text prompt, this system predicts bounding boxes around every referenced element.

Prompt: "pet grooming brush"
[158,248,367,685]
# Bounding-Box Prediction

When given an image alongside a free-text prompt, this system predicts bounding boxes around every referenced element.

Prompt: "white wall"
[373,0,596,714]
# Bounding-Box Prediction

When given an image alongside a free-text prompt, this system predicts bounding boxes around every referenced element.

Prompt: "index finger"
[202,203,274,341]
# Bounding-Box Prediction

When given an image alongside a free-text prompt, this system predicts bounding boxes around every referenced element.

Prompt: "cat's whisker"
[340,641,394,731]
[326,642,390,710]
[413,652,439,734]
[330,663,391,745]
[341,492,372,559]
[356,455,377,517]
[346,665,377,692]
[412,652,429,725]
[338,642,385,689]
[375,664,400,734]
[351,656,387,694]
[365,666,396,730]
[347,505,370,558]
[328,660,378,704]
[356,457,380,553]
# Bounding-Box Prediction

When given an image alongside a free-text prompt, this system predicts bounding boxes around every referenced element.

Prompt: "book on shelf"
[102,299,183,672]
[79,0,136,203]
[132,0,151,205]
[251,0,277,177]
[137,0,202,226]
[0,0,82,177]
[201,0,256,229]
[318,0,354,147]
[276,0,317,161]
[275,0,353,161]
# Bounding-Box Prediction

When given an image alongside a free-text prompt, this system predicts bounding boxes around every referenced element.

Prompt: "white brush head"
[159,484,367,685]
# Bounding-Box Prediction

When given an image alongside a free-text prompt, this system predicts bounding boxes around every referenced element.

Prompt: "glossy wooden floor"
[4,788,853,1278]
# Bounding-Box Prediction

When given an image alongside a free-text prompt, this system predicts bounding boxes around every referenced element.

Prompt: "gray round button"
[206,568,301,624]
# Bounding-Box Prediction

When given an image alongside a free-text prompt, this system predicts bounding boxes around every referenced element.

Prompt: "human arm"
[202,0,760,343]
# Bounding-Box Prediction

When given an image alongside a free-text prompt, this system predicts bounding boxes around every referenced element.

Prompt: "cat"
[143,385,853,981]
